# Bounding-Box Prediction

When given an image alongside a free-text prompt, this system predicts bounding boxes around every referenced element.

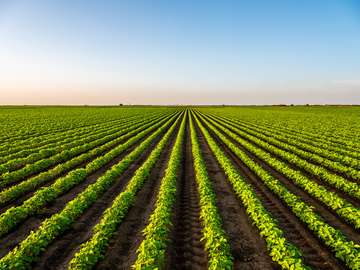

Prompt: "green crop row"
[0,110,183,269]
[189,113,233,269]
[67,110,184,270]
[199,112,360,229]
[193,111,309,270]
[0,107,166,146]
[204,108,360,157]
[0,111,103,145]
[205,112,360,180]
[211,112,360,170]
[197,112,360,269]
[0,112,179,237]
[0,109,121,148]
[0,111,168,176]
[0,114,128,160]
[0,112,174,187]
[0,112,174,205]
[202,111,360,198]
[223,112,360,194]
[132,110,187,269]
[0,110,167,162]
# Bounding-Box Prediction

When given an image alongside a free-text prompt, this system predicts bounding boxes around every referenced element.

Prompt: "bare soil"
[0,112,357,269]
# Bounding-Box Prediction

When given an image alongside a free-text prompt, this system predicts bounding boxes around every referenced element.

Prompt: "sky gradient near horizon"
[1,0,360,105]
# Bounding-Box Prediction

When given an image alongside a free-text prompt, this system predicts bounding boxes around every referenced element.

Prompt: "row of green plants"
[0,111,174,187]
[0,106,167,146]
[0,110,184,269]
[0,111,169,176]
[0,112,174,205]
[204,108,360,157]
[207,112,360,178]
[0,112,172,188]
[206,111,360,170]
[265,117,360,151]
[132,111,187,269]
[0,128,120,176]
[67,111,184,269]
[189,113,234,270]
[0,107,177,152]
[202,112,360,198]
[0,112,179,237]
[199,112,360,229]
[0,110,166,162]
[0,115,126,160]
[0,111,98,146]
[196,112,360,269]
[0,108,133,149]
[192,112,309,270]
[232,114,359,167]
[233,114,360,189]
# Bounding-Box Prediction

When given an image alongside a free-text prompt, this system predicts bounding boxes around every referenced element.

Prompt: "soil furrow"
[0,119,174,263]
[209,115,360,206]
[0,116,170,208]
[30,120,177,270]
[0,129,152,215]
[93,120,182,270]
[246,135,360,209]
[164,120,208,270]
[193,116,281,270]
[211,116,360,244]
[197,114,347,269]
[218,115,360,185]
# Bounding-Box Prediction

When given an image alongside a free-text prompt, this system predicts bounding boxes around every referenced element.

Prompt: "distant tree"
[119,103,123,106]
[306,104,309,106]
[290,104,294,106]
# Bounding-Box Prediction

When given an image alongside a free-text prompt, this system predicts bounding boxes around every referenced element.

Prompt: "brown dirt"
[0,115,169,214]
[194,115,281,270]
[164,118,208,269]
[0,118,174,266]
[31,120,177,270]
[198,114,350,269]
[93,120,181,270]
[0,110,357,270]
[211,115,360,242]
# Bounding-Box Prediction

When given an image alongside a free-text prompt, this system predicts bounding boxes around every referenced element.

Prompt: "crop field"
[0,105,360,270]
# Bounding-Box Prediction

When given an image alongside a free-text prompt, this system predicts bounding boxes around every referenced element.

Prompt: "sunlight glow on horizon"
[1,0,360,105]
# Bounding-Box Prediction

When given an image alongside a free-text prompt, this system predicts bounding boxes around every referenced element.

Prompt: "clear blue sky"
[1,0,360,105]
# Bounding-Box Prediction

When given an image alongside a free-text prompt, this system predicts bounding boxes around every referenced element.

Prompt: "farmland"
[0,105,360,269]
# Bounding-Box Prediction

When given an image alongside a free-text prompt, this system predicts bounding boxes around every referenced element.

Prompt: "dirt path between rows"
[93,120,182,270]
[0,117,176,268]
[211,115,360,245]
[31,120,177,270]
[193,114,281,270]
[196,113,347,269]
[2,110,358,269]
[164,118,208,269]
[0,115,170,215]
